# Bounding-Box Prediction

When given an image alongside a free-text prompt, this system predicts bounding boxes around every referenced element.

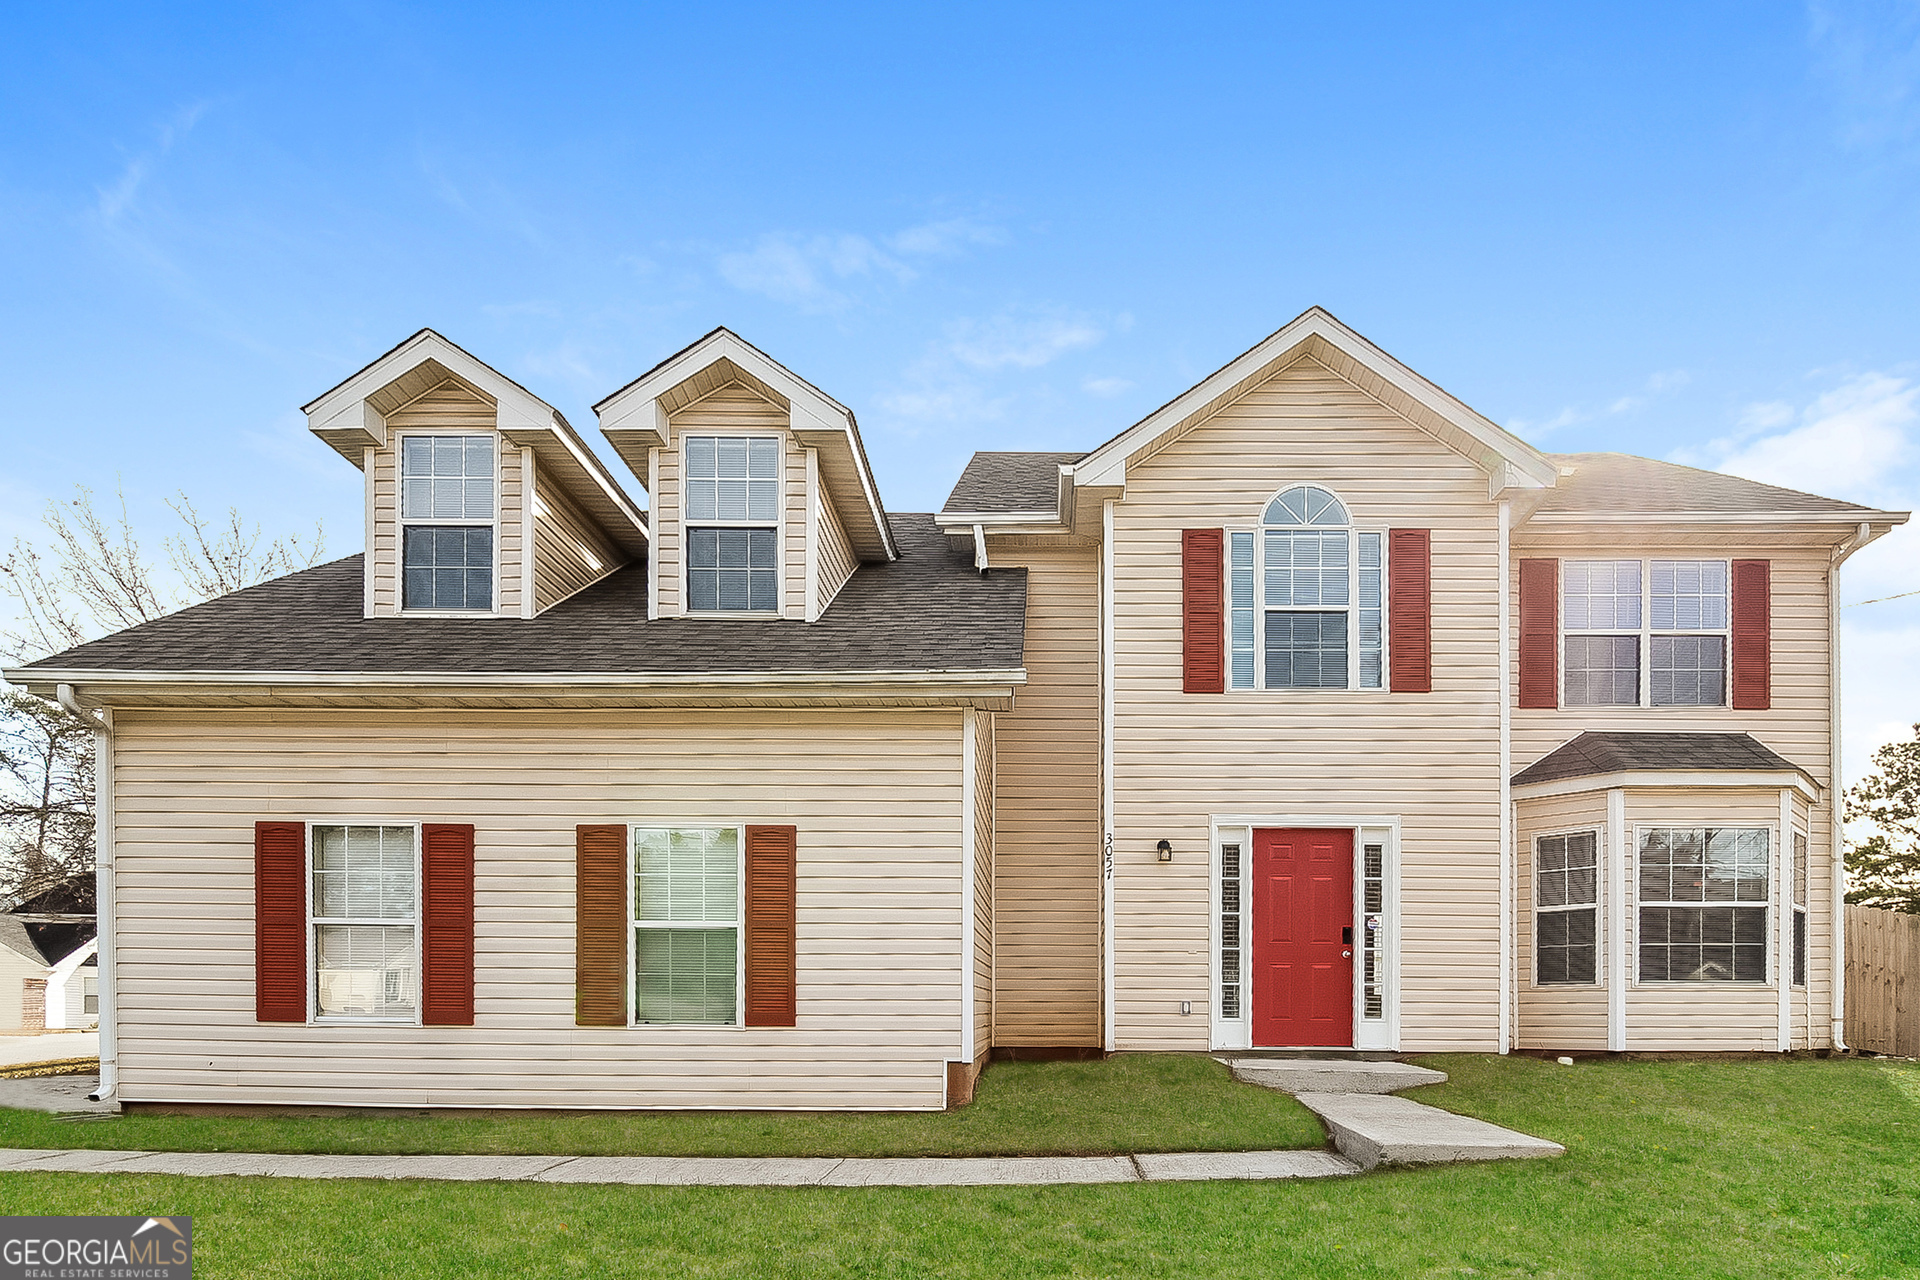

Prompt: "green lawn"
[0,1054,1325,1158]
[0,1054,1915,1278]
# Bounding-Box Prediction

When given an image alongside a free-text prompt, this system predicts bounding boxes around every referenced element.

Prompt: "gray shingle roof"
[1537,453,1882,517]
[0,917,46,966]
[942,452,1084,515]
[16,514,1026,678]
[1513,731,1808,786]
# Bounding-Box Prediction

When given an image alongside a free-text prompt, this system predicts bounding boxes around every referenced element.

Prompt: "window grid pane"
[312,825,416,921]
[1229,533,1255,690]
[1220,842,1242,1019]
[687,528,779,612]
[685,435,779,523]
[1564,635,1640,706]
[1264,611,1350,689]
[402,526,494,610]
[1264,530,1350,607]
[1651,560,1728,631]
[635,927,738,1025]
[1563,560,1642,630]
[316,924,417,1018]
[1651,635,1725,707]
[635,827,740,923]
[1638,827,1769,982]
[401,435,494,520]
[1357,532,1383,689]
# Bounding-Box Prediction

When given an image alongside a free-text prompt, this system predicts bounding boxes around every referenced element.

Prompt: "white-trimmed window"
[310,824,419,1020]
[1563,559,1728,707]
[400,434,497,611]
[684,435,780,612]
[1637,826,1769,982]
[1792,830,1808,988]
[1535,831,1599,985]
[1228,485,1384,690]
[633,826,742,1025]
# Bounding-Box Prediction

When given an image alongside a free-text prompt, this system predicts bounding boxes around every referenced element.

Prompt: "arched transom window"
[1227,485,1384,690]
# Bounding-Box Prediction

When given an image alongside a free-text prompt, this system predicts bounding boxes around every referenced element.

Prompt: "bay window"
[1535,831,1599,985]
[1637,827,1769,982]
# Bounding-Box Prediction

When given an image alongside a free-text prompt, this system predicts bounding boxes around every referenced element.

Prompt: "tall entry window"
[1229,485,1383,690]
[685,435,780,612]
[400,435,496,611]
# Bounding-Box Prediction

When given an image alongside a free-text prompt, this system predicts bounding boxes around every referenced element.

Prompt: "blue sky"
[4,2,1920,777]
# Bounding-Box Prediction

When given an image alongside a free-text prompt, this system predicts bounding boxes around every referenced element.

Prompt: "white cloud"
[96,102,208,225]
[1808,0,1920,151]
[716,217,1005,311]
[947,310,1103,370]
[1842,620,1920,785]
[886,217,1005,257]
[1083,376,1133,397]
[1714,371,1917,505]
[1506,369,1689,441]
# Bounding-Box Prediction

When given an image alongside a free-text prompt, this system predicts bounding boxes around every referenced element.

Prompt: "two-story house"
[6,308,1903,1112]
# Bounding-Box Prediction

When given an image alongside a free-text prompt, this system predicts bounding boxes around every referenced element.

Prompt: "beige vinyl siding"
[1510,542,1835,1048]
[1515,791,1609,1051]
[654,444,682,614]
[1111,353,1504,1053]
[531,468,620,613]
[971,710,995,1058]
[816,488,858,613]
[666,384,808,620]
[984,542,1103,1046]
[369,379,522,617]
[109,708,967,1110]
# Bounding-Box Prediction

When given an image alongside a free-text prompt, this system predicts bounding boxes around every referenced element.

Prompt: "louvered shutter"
[1731,559,1771,710]
[421,823,475,1026]
[254,821,307,1022]
[575,824,628,1027]
[1388,529,1432,692]
[1519,558,1559,709]
[744,824,798,1028]
[1182,529,1225,694]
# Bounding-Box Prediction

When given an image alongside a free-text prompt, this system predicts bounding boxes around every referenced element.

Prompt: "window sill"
[1630,981,1776,990]
[397,610,507,619]
[311,1016,421,1026]
[680,611,784,620]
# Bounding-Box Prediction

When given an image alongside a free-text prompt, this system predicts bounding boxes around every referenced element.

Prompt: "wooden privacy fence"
[1846,905,1920,1056]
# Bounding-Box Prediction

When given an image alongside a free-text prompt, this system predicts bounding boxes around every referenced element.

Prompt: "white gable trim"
[1071,307,1559,494]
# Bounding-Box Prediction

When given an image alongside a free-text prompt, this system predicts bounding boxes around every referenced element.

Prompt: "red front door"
[1251,828,1354,1047]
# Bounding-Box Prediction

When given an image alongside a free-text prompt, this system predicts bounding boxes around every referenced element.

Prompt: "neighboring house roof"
[1532,453,1897,522]
[941,452,1086,517]
[1512,731,1808,786]
[9,515,1025,681]
[595,327,898,561]
[0,917,47,967]
[302,328,650,557]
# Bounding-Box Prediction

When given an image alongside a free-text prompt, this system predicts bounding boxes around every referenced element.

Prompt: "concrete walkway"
[0,1032,97,1071]
[0,1146,1359,1186]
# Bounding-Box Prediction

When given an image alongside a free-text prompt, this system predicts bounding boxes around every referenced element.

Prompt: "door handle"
[1342,949,1352,958]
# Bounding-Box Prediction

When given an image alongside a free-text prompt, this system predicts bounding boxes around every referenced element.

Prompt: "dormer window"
[685,434,779,612]
[401,434,496,612]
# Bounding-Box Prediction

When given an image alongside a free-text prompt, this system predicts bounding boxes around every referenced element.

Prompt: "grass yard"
[0,1053,1915,1277]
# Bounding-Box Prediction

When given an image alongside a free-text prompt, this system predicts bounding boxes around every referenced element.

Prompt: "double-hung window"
[310,824,419,1020]
[633,826,741,1025]
[1228,485,1384,690]
[1637,827,1769,982]
[1535,831,1598,984]
[685,435,779,612]
[401,435,496,611]
[1562,559,1728,706]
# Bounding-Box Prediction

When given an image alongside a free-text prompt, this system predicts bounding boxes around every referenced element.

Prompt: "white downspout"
[1498,500,1513,1053]
[1828,522,1871,1051]
[58,684,115,1100]
[1100,499,1116,1054]
[972,524,990,574]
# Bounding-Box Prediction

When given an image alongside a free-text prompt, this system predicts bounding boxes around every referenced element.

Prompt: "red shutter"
[575,824,628,1027]
[1519,558,1559,709]
[421,823,475,1026]
[255,821,306,1022]
[1731,559,1771,710]
[1182,529,1226,694]
[744,824,798,1028]
[1388,529,1432,693]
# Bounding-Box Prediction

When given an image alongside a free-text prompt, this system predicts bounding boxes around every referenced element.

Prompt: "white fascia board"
[501,413,649,553]
[1512,769,1819,803]
[934,511,1066,533]
[10,666,1027,692]
[1072,307,1558,491]
[1525,510,1910,527]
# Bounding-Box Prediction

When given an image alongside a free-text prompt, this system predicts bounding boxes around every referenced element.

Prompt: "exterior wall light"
[1156,840,1173,863]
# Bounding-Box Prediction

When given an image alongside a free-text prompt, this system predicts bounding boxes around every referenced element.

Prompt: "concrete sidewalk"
[0,1032,97,1071]
[0,1146,1359,1187]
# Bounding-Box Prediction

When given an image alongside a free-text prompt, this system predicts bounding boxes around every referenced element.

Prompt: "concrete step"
[1293,1091,1565,1171]
[1221,1058,1447,1095]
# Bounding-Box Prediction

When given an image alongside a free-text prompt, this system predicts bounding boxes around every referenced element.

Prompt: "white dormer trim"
[1070,306,1561,495]
[303,329,648,559]
[594,328,896,562]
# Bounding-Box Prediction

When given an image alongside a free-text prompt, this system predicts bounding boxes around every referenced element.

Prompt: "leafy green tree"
[1846,725,1920,913]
